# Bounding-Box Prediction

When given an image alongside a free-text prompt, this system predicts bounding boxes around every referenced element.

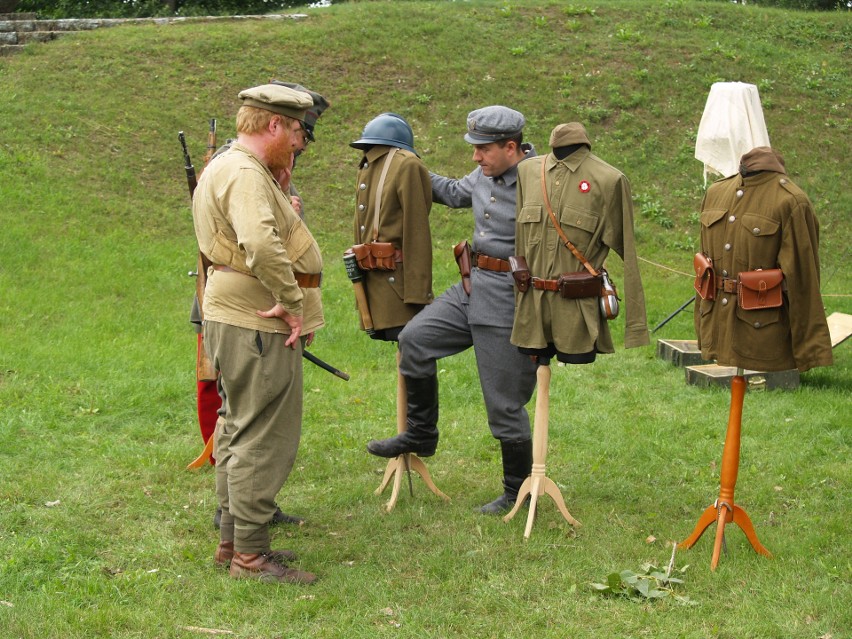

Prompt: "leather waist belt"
[213,264,322,288]
[472,252,510,273]
[531,277,560,292]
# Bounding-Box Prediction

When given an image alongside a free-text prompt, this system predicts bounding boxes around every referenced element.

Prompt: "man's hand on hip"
[256,303,303,348]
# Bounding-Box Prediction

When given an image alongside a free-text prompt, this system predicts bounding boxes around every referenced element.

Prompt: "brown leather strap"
[213,264,322,288]
[531,277,560,291]
[372,148,398,242]
[472,252,510,272]
[540,156,599,276]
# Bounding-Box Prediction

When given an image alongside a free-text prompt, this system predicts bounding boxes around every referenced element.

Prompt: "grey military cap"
[464,105,525,144]
[238,83,313,122]
[271,81,330,141]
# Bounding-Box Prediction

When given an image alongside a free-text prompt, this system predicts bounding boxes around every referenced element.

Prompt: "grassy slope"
[0,1,849,638]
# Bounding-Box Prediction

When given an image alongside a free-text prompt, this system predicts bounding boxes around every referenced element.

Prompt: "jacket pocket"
[731,304,786,360]
[518,204,543,246]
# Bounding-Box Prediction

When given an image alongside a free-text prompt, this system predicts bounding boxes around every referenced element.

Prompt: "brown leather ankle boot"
[214,542,298,567]
[229,551,316,584]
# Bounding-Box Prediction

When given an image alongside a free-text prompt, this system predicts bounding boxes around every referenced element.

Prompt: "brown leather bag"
[738,268,784,310]
[557,272,602,299]
[693,252,715,301]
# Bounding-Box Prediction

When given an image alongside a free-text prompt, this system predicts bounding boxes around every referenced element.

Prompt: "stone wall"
[0,12,306,56]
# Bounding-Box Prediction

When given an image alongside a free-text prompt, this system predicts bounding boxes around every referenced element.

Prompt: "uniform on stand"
[683,146,833,569]
[511,122,649,358]
[349,113,433,342]
[504,122,649,537]
[694,146,832,373]
[347,113,445,511]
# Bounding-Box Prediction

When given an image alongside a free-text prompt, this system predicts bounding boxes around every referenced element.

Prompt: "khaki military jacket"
[353,146,433,331]
[511,150,649,353]
[192,143,324,335]
[694,166,832,372]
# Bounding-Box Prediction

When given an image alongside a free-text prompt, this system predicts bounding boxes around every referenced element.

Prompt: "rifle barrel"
[178,131,197,198]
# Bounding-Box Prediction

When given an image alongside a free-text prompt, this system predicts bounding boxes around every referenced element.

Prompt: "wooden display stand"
[680,370,772,570]
[374,351,449,512]
[503,361,580,538]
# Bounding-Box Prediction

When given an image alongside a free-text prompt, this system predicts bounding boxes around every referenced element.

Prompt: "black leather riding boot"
[479,438,533,514]
[366,374,439,458]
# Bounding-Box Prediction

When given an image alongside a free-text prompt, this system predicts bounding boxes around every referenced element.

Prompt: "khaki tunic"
[192,143,324,335]
[511,150,649,353]
[353,145,433,331]
[694,165,832,372]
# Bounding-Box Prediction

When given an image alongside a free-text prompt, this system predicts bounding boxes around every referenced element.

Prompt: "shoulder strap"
[540,156,598,276]
[372,147,398,241]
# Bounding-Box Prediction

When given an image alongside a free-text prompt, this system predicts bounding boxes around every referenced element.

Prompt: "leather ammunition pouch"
[351,242,401,271]
[453,240,472,295]
[693,252,715,301]
[557,271,602,299]
[509,256,531,293]
[737,268,784,310]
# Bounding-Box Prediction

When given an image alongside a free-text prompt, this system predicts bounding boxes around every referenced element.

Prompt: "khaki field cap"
[739,146,786,175]
[549,122,591,149]
[238,84,314,122]
[464,105,525,144]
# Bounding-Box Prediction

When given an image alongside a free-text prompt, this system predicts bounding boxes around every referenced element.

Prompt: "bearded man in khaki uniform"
[192,84,323,584]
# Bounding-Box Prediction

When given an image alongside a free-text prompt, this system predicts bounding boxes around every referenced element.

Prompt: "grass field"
[0,1,849,637]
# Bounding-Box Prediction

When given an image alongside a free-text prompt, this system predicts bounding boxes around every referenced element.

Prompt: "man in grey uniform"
[366,106,538,514]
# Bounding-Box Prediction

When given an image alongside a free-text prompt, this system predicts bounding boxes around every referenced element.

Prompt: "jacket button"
[736,190,744,198]
[490,196,496,203]
[360,225,366,232]
[728,215,736,223]
[388,276,395,283]
[780,178,787,185]
[721,298,728,305]
[358,204,365,211]
[359,183,367,190]
[724,243,731,251]
[722,270,728,277]
[753,228,760,235]
[754,321,761,328]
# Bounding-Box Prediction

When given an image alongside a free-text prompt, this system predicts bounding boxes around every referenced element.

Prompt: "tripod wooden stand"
[680,370,772,570]
[374,351,449,512]
[503,360,580,538]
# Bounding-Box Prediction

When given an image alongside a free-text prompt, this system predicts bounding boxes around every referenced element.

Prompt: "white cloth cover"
[694,82,771,184]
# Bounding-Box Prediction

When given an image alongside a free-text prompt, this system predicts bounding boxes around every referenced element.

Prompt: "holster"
[693,252,715,301]
[737,268,784,310]
[509,256,531,293]
[557,271,601,299]
[453,240,472,296]
[352,242,398,271]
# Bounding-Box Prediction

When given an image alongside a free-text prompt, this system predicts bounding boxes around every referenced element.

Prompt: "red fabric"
[196,335,221,465]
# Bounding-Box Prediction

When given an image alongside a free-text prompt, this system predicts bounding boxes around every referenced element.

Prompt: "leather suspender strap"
[540,156,599,277]
[372,147,398,242]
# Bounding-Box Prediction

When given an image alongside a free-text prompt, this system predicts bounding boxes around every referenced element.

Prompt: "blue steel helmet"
[350,112,417,155]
